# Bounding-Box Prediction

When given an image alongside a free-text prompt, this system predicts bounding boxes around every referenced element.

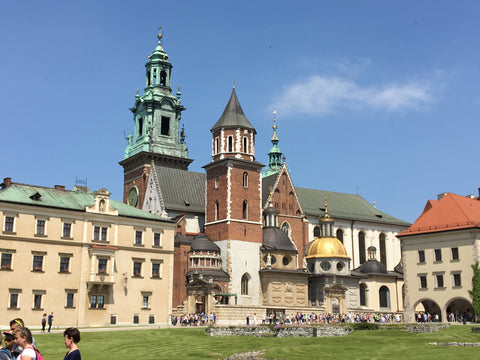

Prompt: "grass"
[34,325,480,360]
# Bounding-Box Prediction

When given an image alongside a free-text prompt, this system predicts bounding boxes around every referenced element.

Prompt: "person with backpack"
[15,327,43,360]
[63,328,81,360]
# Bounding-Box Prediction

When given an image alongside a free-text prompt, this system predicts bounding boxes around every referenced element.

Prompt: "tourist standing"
[47,313,54,333]
[63,328,81,360]
[246,313,250,326]
[0,331,12,360]
[15,328,36,360]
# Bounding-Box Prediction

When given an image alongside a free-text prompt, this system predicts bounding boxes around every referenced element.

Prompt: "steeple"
[122,27,191,168]
[210,87,255,132]
[263,110,284,177]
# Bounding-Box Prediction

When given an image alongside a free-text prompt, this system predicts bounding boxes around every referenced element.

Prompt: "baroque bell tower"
[120,27,192,208]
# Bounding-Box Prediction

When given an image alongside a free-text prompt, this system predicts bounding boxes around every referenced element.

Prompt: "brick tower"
[203,87,264,305]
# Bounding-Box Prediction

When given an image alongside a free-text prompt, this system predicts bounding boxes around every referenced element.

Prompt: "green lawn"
[35,325,480,360]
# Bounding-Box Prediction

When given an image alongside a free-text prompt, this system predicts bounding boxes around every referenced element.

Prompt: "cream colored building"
[399,192,479,323]
[0,178,175,328]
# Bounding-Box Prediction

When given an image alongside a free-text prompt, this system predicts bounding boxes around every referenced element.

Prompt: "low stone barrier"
[472,327,480,334]
[406,324,450,333]
[206,325,352,337]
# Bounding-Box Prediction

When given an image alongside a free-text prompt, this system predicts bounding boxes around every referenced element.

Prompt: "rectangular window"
[451,247,459,260]
[152,263,160,278]
[436,274,444,288]
[63,223,72,238]
[453,273,462,287]
[228,136,233,152]
[4,216,14,232]
[33,294,42,310]
[153,233,161,247]
[33,255,43,272]
[90,295,104,309]
[214,137,219,154]
[418,250,425,263]
[94,226,108,241]
[434,249,442,262]
[135,231,143,245]
[98,259,107,274]
[142,296,149,309]
[9,293,19,309]
[133,262,142,277]
[1,253,12,270]
[66,293,74,308]
[97,295,104,309]
[420,275,427,289]
[36,220,45,235]
[60,257,70,273]
[161,116,170,136]
[90,295,97,308]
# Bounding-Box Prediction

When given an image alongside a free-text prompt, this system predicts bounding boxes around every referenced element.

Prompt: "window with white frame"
[153,232,162,247]
[142,292,152,309]
[36,219,46,236]
[453,273,462,287]
[65,290,76,308]
[151,261,163,278]
[32,254,44,272]
[451,247,459,261]
[32,290,45,310]
[1,251,13,270]
[93,226,108,241]
[9,289,21,309]
[98,258,108,274]
[435,274,444,288]
[419,274,427,289]
[59,254,72,273]
[62,222,72,238]
[90,294,104,309]
[135,230,143,245]
[434,249,442,262]
[4,216,14,232]
[133,261,142,277]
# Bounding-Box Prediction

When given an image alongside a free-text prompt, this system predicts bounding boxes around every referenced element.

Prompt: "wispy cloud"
[271,74,434,117]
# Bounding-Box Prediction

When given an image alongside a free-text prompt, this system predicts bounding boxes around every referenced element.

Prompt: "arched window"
[215,175,219,189]
[360,284,367,306]
[359,231,366,264]
[153,69,157,84]
[336,229,344,244]
[241,273,249,295]
[228,136,233,152]
[215,137,219,154]
[215,201,219,221]
[243,172,248,188]
[160,71,167,86]
[281,222,291,237]
[379,233,387,267]
[242,200,248,220]
[313,226,320,238]
[379,286,390,309]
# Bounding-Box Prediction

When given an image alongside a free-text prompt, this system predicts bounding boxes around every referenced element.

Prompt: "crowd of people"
[0,317,81,360]
[254,312,404,325]
[172,312,217,327]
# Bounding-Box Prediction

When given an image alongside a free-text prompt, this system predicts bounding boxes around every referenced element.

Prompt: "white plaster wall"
[216,239,261,306]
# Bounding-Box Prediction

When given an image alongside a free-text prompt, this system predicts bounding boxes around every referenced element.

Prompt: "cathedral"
[120,30,410,323]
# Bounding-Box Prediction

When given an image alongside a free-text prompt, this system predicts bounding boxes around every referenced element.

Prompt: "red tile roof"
[398,193,480,237]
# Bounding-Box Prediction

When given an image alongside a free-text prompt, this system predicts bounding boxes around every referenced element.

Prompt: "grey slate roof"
[262,173,277,207]
[155,166,205,213]
[262,227,297,252]
[210,88,255,132]
[0,182,171,222]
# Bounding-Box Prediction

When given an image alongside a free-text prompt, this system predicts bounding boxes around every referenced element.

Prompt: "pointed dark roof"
[210,88,255,132]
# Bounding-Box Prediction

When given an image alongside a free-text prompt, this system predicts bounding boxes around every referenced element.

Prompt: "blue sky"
[1,1,480,223]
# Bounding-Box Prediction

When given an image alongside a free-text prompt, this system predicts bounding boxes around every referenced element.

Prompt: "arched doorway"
[414,299,442,322]
[446,298,475,322]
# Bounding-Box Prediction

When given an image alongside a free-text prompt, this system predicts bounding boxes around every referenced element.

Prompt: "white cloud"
[271,75,434,117]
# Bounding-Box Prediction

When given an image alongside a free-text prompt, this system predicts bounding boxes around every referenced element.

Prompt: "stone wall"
[206,325,352,337]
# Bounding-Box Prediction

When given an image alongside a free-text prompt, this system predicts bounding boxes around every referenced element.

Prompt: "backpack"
[35,349,45,360]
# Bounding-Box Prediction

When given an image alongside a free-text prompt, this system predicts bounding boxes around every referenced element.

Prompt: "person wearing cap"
[0,331,12,360]
[2,331,15,360]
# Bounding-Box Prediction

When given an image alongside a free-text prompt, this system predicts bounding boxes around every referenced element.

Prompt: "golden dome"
[306,237,350,259]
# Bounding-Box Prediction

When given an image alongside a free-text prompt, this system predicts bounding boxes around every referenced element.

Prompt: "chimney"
[55,185,66,191]
[1,177,11,189]
[478,187,480,199]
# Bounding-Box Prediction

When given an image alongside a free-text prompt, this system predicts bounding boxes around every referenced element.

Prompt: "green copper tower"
[263,111,284,177]
[122,27,191,169]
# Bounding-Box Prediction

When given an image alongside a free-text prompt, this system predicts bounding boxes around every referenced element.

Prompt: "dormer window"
[30,192,42,201]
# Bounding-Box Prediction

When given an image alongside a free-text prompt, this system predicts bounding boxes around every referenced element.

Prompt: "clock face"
[128,187,138,207]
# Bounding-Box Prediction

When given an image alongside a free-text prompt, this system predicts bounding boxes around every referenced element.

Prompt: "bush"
[352,322,380,331]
